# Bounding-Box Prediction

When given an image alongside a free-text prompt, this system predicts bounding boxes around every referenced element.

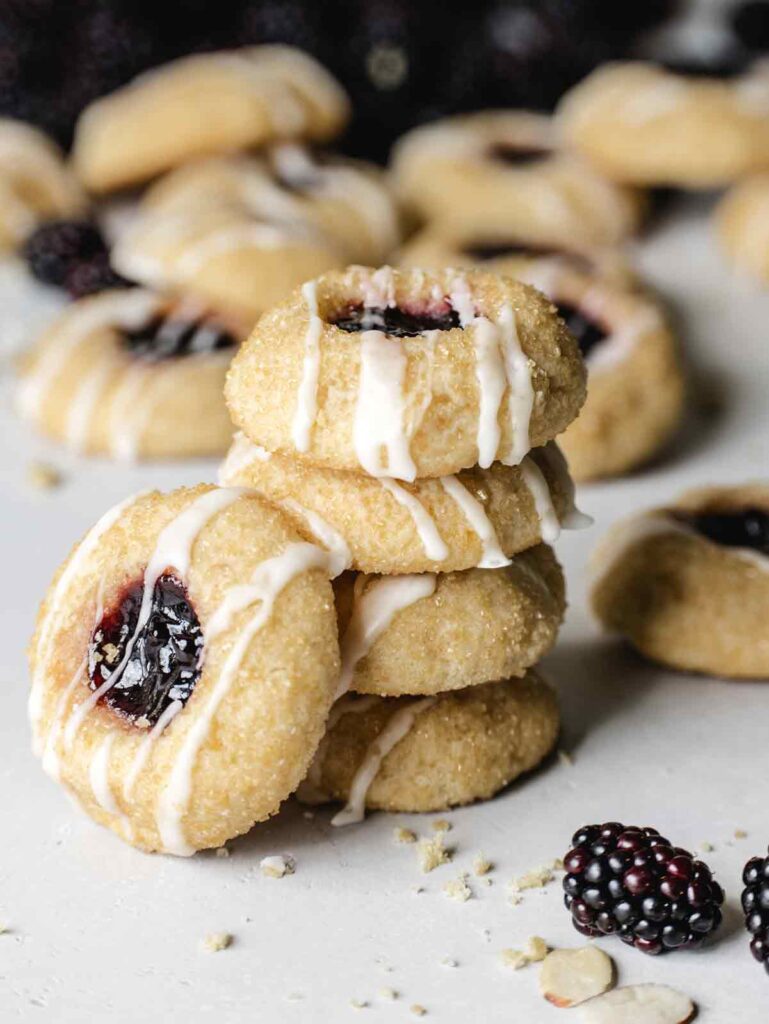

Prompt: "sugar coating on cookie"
[390,110,643,246]
[29,486,341,853]
[297,672,560,820]
[225,265,587,480]
[72,46,351,193]
[16,288,247,461]
[558,61,769,188]
[334,545,565,697]
[220,433,589,575]
[591,485,769,678]
[0,119,85,249]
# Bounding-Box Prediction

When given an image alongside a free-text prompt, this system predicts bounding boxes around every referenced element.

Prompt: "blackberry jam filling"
[122,314,238,362]
[333,303,460,337]
[674,507,769,555]
[463,240,564,263]
[489,143,551,167]
[556,302,608,359]
[88,573,204,726]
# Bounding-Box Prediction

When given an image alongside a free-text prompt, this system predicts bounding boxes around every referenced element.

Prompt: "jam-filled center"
[556,302,608,359]
[463,240,563,262]
[489,143,551,167]
[675,507,769,555]
[122,314,238,362]
[333,303,461,337]
[88,573,203,726]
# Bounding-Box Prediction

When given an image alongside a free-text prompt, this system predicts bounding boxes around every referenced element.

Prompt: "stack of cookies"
[220,263,590,825]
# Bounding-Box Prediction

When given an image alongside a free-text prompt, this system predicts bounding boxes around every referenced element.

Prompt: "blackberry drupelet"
[742,848,769,973]
[563,823,724,955]
[23,219,106,288]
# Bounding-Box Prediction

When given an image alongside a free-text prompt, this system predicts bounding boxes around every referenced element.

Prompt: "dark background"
[3,0,769,161]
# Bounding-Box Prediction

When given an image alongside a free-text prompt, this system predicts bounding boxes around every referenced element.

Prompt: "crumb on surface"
[379,988,398,1001]
[441,957,458,968]
[473,853,493,876]
[26,460,64,491]
[286,992,304,1002]
[700,841,715,853]
[410,1004,427,1017]
[215,847,230,859]
[0,924,8,935]
[735,829,748,839]
[417,834,451,873]
[302,810,315,819]
[501,936,548,971]
[350,998,368,1010]
[432,819,452,832]
[558,750,574,767]
[443,874,472,902]
[260,854,295,878]
[394,826,417,844]
[201,932,233,953]
[509,861,560,897]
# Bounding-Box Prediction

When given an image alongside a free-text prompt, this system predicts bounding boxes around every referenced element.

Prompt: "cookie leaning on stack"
[222,264,589,823]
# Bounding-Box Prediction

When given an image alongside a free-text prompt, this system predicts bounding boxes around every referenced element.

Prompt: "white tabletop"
[1,197,768,1022]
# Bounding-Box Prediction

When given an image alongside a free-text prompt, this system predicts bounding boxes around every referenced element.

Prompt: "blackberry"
[64,253,133,299]
[563,823,724,955]
[22,219,107,288]
[89,573,203,727]
[742,848,769,972]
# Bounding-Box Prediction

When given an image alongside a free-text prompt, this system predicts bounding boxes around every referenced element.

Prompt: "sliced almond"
[540,946,614,1007]
[580,984,696,1024]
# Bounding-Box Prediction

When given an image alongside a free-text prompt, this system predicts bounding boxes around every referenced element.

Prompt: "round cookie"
[296,672,560,820]
[390,111,643,246]
[0,119,85,250]
[220,432,589,575]
[224,265,587,480]
[398,225,635,290]
[17,288,247,460]
[137,146,402,266]
[591,485,769,678]
[72,46,350,193]
[29,486,341,854]
[336,544,566,697]
[558,61,769,188]
[545,268,684,481]
[716,174,769,283]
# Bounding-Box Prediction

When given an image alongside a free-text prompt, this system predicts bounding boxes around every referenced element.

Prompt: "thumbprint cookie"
[224,265,587,480]
[17,288,247,460]
[29,486,340,853]
[591,485,769,678]
[72,46,350,193]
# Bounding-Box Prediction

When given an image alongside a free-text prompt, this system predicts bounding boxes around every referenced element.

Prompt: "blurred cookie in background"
[72,45,351,193]
[716,173,769,283]
[390,111,645,247]
[16,288,246,460]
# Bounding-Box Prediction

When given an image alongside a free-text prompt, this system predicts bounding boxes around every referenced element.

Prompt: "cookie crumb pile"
[222,262,590,824]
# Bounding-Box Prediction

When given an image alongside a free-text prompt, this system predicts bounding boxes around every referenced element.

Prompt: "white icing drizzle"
[278,498,351,579]
[65,356,117,453]
[335,574,437,699]
[40,658,87,781]
[331,697,436,827]
[123,699,184,800]
[520,454,562,545]
[353,330,416,480]
[439,475,510,569]
[218,431,272,483]
[291,280,323,452]
[62,488,243,750]
[298,693,379,801]
[156,540,332,856]
[29,493,146,754]
[448,276,533,468]
[360,265,396,309]
[89,733,121,814]
[380,478,449,562]
[536,443,593,531]
[17,289,161,423]
[497,303,533,465]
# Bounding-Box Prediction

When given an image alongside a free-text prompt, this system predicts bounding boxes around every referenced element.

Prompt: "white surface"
[1,199,768,1022]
